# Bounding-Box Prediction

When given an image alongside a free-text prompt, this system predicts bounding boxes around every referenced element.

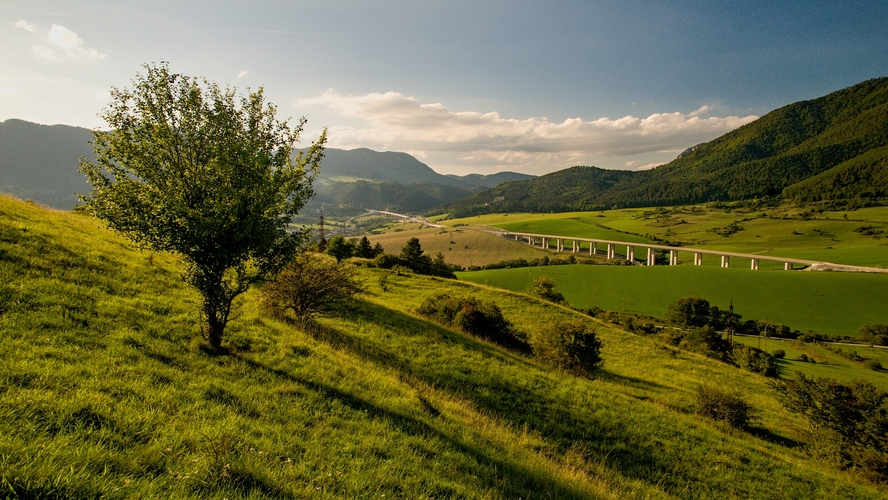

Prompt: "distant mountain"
[437,77,888,216]
[0,122,531,212]
[0,119,94,209]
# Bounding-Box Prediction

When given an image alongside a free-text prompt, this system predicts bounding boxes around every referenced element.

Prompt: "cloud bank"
[297,90,758,174]
[14,20,109,61]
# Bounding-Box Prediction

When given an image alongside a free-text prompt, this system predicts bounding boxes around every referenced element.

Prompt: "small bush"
[732,345,778,377]
[417,294,528,351]
[772,349,786,359]
[261,253,362,323]
[531,275,565,304]
[695,386,755,430]
[531,321,603,377]
[866,360,883,371]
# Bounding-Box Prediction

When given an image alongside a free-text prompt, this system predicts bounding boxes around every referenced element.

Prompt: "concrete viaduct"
[499,231,817,270]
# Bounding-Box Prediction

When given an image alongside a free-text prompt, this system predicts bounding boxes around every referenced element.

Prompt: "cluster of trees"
[371,237,458,279]
[325,235,384,262]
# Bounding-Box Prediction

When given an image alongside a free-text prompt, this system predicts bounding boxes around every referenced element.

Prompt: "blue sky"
[2,1,886,175]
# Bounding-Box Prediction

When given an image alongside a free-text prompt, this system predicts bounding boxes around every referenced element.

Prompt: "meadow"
[444,204,888,268]
[456,265,888,338]
[2,195,886,498]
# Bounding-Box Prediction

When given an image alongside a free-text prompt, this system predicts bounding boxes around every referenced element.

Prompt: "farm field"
[5,195,885,497]
[443,205,888,268]
[456,264,888,338]
[360,223,556,268]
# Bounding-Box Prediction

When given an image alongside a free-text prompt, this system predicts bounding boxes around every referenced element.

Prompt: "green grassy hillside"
[1,196,886,498]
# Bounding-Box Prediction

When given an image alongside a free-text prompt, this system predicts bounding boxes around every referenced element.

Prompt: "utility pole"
[317,211,327,252]
[727,300,735,349]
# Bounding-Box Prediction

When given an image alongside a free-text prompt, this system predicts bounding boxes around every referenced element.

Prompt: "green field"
[3,195,887,497]
[445,205,888,268]
[457,265,888,337]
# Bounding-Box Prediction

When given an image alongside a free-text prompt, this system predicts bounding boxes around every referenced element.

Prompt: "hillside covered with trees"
[437,77,888,217]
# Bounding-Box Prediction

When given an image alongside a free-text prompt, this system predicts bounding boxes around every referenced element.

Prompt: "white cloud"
[238,70,249,78]
[14,20,109,60]
[296,90,758,174]
[31,45,62,61]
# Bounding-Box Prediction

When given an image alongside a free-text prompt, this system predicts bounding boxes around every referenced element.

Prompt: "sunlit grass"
[1,195,886,498]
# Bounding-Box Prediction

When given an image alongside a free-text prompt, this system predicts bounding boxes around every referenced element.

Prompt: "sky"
[2,1,886,176]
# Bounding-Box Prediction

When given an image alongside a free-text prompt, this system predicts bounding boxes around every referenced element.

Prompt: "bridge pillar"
[607,243,615,259]
[751,258,759,270]
[694,252,702,265]
[669,250,678,265]
[784,262,792,271]
[572,240,577,253]
[628,246,635,262]
[721,255,730,268]
[591,242,597,255]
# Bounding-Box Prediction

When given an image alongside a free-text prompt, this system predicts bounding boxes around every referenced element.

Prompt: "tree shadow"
[292,301,695,493]
[232,354,597,499]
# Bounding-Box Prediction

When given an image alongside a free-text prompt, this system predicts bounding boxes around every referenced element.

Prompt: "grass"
[445,205,888,268]
[1,195,887,498]
[731,336,888,389]
[362,222,554,268]
[456,265,888,338]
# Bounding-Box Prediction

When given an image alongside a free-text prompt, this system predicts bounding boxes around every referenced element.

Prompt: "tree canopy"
[79,62,326,350]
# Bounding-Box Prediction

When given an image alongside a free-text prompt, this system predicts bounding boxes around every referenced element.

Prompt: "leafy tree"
[325,235,355,263]
[261,253,362,323]
[667,297,711,328]
[532,275,565,304]
[79,62,325,350]
[417,293,527,351]
[531,321,603,377]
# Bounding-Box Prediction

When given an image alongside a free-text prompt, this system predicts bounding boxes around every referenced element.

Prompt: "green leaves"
[79,62,326,348]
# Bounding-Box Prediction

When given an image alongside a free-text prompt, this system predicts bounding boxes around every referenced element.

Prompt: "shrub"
[772,349,786,359]
[531,275,565,304]
[373,253,404,270]
[261,253,363,323]
[531,321,603,377]
[417,294,528,351]
[695,386,755,430]
[732,345,778,377]
[866,360,883,371]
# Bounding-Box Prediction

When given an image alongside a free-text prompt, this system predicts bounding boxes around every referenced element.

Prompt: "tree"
[325,235,355,263]
[531,275,565,304]
[400,237,431,274]
[261,253,362,323]
[667,297,711,328]
[531,321,603,377]
[355,236,375,259]
[79,62,326,350]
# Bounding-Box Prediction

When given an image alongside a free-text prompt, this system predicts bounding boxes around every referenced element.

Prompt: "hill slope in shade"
[438,77,888,216]
[1,194,883,497]
[0,119,95,209]
[0,120,533,212]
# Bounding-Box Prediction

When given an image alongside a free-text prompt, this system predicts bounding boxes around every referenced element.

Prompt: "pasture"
[456,264,888,338]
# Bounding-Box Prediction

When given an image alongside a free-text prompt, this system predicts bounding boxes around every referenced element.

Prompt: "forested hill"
[436,77,888,217]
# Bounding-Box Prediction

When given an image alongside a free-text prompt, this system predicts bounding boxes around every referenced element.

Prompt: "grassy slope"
[1,196,885,498]
[457,265,888,338]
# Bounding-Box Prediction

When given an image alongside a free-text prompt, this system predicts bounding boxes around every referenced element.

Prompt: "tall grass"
[1,196,885,498]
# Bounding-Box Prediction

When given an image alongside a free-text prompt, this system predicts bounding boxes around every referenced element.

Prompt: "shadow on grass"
[233,354,594,499]
[290,301,697,494]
